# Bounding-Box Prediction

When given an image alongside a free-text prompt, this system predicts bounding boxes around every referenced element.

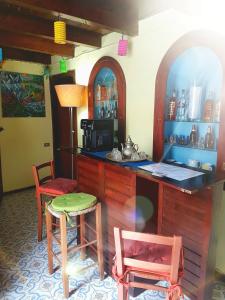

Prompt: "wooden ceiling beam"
[3,0,138,36]
[0,8,102,48]
[0,30,74,57]
[0,47,51,64]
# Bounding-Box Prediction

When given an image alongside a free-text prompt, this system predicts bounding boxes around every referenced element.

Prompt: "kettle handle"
[134,144,139,152]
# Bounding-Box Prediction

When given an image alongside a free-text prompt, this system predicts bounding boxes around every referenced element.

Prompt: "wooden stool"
[45,193,104,298]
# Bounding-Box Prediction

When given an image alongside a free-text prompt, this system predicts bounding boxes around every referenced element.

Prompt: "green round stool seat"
[51,192,97,212]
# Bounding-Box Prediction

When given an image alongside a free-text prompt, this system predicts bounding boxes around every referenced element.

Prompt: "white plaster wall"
[51,8,225,273]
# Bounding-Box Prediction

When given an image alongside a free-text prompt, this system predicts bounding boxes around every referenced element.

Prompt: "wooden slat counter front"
[77,154,225,300]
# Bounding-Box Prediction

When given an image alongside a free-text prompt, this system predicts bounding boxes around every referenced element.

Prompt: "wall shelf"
[165,120,220,124]
[164,143,217,152]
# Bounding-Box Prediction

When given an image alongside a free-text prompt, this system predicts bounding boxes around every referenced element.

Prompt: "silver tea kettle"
[121,136,139,159]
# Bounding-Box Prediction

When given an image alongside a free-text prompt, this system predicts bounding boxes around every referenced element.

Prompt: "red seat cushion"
[123,240,183,278]
[39,178,77,195]
[124,240,172,265]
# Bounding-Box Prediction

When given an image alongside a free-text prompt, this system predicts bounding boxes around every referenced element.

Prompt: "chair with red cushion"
[32,160,77,242]
[113,227,184,300]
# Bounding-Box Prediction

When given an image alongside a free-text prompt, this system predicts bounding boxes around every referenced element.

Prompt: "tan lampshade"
[54,84,85,107]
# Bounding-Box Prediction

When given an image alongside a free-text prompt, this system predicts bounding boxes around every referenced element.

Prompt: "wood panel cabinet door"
[77,155,104,199]
[103,163,136,272]
[88,56,126,145]
[160,186,214,300]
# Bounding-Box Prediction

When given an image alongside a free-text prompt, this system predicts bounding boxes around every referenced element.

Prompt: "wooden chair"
[113,227,184,300]
[32,160,77,242]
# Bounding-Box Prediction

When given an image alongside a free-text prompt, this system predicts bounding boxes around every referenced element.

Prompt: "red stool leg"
[46,208,53,274]
[95,203,104,279]
[80,214,86,259]
[60,214,69,298]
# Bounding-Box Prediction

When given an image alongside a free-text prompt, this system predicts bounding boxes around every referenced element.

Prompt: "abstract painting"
[1,71,45,117]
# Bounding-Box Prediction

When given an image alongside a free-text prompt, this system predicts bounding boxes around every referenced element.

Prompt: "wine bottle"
[100,102,104,119]
[114,101,118,118]
[203,91,214,122]
[179,89,187,121]
[189,124,198,146]
[168,90,177,120]
[205,126,214,149]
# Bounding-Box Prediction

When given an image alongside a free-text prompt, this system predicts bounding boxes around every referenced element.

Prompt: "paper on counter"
[138,162,204,181]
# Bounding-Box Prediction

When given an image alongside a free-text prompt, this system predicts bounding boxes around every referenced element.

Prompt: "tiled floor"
[0,189,224,299]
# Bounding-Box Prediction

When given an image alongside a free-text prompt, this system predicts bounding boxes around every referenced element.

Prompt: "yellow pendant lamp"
[54,20,66,44]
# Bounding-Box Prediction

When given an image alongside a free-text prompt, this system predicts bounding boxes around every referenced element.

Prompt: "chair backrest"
[32,160,55,190]
[114,227,182,284]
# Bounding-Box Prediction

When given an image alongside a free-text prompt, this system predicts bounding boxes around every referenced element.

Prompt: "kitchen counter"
[80,150,224,194]
[77,153,225,300]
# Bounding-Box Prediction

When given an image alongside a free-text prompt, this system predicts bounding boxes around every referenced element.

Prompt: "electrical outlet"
[44,143,50,147]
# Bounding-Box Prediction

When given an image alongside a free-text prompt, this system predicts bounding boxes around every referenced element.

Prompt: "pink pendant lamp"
[118,36,128,56]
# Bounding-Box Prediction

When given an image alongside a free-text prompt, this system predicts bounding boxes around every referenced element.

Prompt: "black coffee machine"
[81,119,115,151]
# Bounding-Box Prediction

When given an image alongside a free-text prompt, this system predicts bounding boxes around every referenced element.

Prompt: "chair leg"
[95,203,104,279]
[60,214,69,298]
[118,283,126,300]
[46,209,53,274]
[36,192,43,242]
[80,214,86,260]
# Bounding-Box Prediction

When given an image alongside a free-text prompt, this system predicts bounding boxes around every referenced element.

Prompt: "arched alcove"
[88,56,126,144]
[153,31,225,172]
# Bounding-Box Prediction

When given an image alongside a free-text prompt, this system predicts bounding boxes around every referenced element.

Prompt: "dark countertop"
[79,150,225,194]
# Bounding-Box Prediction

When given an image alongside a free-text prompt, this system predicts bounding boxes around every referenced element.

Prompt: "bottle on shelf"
[107,102,111,118]
[95,83,101,101]
[112,78,118,100]
[188,84,202,121]
[205,125,215,149]
[189,124,198,146]
[100,85,107,100]
[100,102,105,119]
[203,90,215,122]
[114,101,118,118]
[167,89,177,120]
[176,89,187,121]
[214,101,221,122]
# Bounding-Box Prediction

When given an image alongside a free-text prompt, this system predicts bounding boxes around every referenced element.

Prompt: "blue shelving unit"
[163,47,223,169]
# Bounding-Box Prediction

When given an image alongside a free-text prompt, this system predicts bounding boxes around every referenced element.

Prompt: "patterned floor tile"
[0,189,224,299]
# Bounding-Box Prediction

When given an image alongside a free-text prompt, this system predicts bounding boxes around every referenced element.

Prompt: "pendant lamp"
[118,35,128,56]
[54,20,66,44]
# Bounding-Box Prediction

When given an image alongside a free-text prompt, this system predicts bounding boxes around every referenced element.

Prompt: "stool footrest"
[85,222,96,234]
[84,237,97,253]
[51,250,61,265]
[52,234,61,245]
[68,240,97,255]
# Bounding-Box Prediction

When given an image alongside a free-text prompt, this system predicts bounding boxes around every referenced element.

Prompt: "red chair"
[113,227,184,300]
[32,160,77,242]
